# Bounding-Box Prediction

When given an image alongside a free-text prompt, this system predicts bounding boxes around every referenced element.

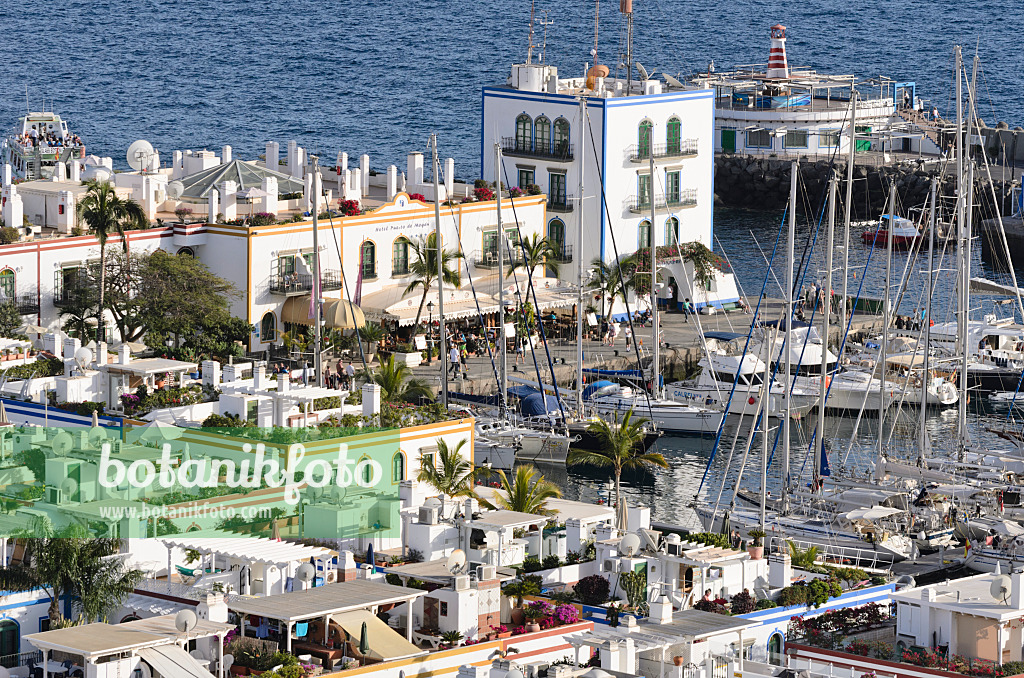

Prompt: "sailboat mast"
[650,152,660,398]
[432,134,448,407]
[880,184,894,460]
[495,143,507,419]
[954,47,967,448]
[760,337,769,531]
[312,155,323,387]
[841,91,856,325]
[919,178,937,460]
[817,173,836,486]
[960,52,980,455]
[782,161,796,511]
[576,97,587,415]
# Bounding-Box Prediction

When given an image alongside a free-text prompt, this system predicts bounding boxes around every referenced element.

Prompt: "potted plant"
[522,600,552,633]
[439,630,464,648]
[673,657,686,667]
[747,529,766,560]
[491,624,511,640]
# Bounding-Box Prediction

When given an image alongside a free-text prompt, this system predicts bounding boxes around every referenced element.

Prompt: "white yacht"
[2,112,86,180]
[666,331,818,418]
[592,384,724,435]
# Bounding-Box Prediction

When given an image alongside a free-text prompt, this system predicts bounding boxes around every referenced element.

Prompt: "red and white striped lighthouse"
[766,24,789,79]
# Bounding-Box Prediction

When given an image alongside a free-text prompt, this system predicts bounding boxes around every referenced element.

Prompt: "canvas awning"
[844,506,903,521]
[331,609,423,662]
[281,297,365,329]
[138,645,215,678]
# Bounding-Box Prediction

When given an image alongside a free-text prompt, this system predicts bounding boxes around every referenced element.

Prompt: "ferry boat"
[862,215,923,248]
[2,112,85,180]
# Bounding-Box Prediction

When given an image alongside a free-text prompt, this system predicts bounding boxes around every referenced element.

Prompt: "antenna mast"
[592,0,600,59]
[527,0,536,65]
[539,11,553,63]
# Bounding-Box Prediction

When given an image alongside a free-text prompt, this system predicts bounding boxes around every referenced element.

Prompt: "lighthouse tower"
[766,24,789,79]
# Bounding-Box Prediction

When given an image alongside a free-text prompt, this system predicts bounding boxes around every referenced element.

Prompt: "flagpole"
[311,156,323,388]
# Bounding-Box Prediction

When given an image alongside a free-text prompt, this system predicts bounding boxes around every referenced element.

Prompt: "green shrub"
[522,556,543,573]
[542,554,561,569]
[755,598,778,610]
[0,226,19,244]
[573,574,610,605]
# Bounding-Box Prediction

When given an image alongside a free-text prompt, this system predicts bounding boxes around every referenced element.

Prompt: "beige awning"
[137,645,215,678]
[282,296,365,329]
[331,609,424,662]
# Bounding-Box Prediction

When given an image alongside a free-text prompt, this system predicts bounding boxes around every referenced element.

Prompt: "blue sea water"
[0,0,1017,174]
[2,0,1020,524]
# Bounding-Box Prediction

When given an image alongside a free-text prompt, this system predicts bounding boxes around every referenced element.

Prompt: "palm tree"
[587,258,622,319]
[416,438,477,498]
[362,354,434,402]
[567,408,667,527]
[507,233,559,279]
[480,464,562,515]
[76,180,147,342]
[0,521,144,622]
[404,233,464,330]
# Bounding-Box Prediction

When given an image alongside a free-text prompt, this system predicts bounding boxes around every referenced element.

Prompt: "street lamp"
[426,301,434,365]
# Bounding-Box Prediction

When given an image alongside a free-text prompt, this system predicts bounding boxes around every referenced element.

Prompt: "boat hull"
[593,396,724,435]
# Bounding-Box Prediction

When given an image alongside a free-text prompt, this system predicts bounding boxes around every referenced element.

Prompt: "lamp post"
[426,301,434,365]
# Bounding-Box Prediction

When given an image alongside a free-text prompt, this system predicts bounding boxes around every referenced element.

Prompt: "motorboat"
[2,111,86,181]
[592,385,724,435]
[861,215,923,248]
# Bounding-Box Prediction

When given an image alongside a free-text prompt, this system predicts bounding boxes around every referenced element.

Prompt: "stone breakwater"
[714,154,1016,219]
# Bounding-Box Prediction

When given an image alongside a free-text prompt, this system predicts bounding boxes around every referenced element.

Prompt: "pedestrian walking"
[345,361,355,389]
[449,345,461,376]
[624,324,632,350]
[682,298,691,323]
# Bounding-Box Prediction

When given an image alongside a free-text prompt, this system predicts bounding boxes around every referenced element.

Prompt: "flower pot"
[497,631,512,639]
[510,608,525,626]
[673,657,686,667]
[747,545,764,560]
[230,666,250,676]
[526,622,540,633]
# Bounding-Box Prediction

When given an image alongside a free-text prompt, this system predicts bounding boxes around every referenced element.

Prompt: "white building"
[481,58,739,314]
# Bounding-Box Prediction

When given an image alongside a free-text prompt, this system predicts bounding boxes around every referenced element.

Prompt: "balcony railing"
[549,243,573,263]
[15,293,39,316]
[626,139,699,162]
[53,270,94,308]
[500,137,574,162]
[472,249,525,269]
[626,189,698,213]
[268,271,344,296]
[547,195,574,213]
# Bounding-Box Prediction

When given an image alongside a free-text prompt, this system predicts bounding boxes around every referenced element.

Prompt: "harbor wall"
[714,154,1017,220]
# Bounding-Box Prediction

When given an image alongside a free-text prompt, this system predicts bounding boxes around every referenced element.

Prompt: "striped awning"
[281,296,365,329]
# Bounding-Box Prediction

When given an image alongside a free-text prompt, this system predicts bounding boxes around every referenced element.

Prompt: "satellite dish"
[618,533,642,557]
[306,485,324,503]
[127,140,155,172]
[636,62,651,81]
[991,575,1012,604]
[446,549,467,574]
[175,609,198,633]
[51,431,73,456]
[663,73,685,89]
[74,347,93,370]
[295,562,316,582]
[60,477,78,498]
[330,485,347,504]
[167,180,184,200]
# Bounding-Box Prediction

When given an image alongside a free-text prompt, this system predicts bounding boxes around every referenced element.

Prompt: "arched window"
[638,120,654,159]
[665,217,679,246]
[553,118,571,158]
[0,619,18,657]
[548,219,566,257]
[515,114,532,152]
[768,633,784,665]
[667,117,682,154]
[260,312,276,343]
[392,452,405,483]
[638,220,652,249]
[176,247,195,257]
[392,238,410,275]
[360,456,374,485]
[535,116,551,154]
[120,614,142,624]
[0,269,14,301]
[360,241,376,279]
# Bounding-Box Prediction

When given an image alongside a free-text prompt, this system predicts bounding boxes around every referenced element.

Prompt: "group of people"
[20,126,79,149]
[268,360,357,390]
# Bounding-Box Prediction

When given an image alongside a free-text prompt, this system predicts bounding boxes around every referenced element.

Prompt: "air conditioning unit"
[478,565,497,581]
[523,662,549,678]
[453,575,470,591]
[549,666,575,678]
[418,506,438,524]
[667,543,683,556]
[325,570,337,583]
[46,486,63,505]
[603,558,619,573]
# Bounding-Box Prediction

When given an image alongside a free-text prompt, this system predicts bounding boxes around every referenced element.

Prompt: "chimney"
[202,360,220,388]
[118,343,131,365]
[64,337,81,361]
[279,372,291,392]
[362,383,381,419]
[338,550,357,582]
[253,362,266,390]
[766,25,790,79]
[1011,569,1024,609]
[221,145,232,164]
[768,552,792,588]
[649,598,674,624]
[386,165,397,200]
[595,522,617,543]
[407,152,424,187]
[95,342,107,367]
[359,155,370,196]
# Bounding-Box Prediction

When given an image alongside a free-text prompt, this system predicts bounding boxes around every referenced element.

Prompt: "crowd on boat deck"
[16,127,81,149]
